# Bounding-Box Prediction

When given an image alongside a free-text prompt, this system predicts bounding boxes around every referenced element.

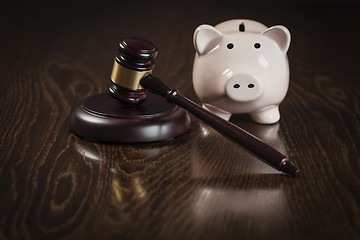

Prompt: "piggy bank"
[192,19,291,124]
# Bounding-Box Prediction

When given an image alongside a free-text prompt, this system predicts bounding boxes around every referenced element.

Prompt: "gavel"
[70,38,300,176]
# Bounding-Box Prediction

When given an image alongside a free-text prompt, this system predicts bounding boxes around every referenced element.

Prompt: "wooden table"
[1,1,359,239]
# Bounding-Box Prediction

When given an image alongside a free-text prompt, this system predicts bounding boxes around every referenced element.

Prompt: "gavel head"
[108,38,158,105]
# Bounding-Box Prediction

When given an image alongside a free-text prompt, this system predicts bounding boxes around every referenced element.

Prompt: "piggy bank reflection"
[192,19,291,124]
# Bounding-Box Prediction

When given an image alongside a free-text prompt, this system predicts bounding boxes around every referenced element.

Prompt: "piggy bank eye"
[254,43,261,49]
[227,43,234,49]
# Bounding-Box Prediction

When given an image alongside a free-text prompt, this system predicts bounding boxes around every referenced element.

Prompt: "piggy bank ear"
[194,25,223,55]
[261,26,291,54]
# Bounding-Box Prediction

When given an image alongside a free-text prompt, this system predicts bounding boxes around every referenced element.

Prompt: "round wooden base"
[70,92,191,143]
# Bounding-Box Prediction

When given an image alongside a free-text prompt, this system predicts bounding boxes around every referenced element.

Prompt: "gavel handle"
[140,75,300,176]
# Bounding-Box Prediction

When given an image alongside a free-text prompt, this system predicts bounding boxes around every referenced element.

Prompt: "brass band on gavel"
[110,59,152,90]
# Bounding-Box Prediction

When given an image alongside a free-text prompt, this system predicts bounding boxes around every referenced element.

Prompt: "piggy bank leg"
[250,105,280,124]
[203,103,232,121]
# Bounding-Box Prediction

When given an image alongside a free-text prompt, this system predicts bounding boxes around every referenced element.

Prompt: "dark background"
[1,0,359,92]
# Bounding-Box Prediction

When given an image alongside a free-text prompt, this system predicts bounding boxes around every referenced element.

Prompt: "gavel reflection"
[70,38,300,176]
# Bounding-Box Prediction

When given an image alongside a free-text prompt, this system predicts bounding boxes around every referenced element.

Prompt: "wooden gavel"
[107,38,299,176]
[70,37,299,176]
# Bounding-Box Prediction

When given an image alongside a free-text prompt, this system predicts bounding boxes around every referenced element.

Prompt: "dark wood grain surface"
[1,1,359,239]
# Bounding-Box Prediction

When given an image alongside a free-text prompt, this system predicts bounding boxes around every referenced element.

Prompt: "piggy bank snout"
[225,74,263,102]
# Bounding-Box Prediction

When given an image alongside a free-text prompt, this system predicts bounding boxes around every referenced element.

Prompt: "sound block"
[70,92,191,143]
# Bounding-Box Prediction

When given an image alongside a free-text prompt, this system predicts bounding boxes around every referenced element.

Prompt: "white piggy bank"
[192,19,291,124]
